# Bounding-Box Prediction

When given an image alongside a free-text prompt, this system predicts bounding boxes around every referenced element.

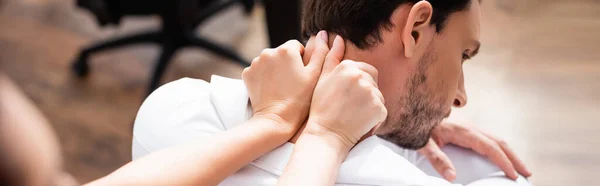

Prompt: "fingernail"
[525,168,532,177]
[333,35,342,44]
[511,171,518,180]
[320,30,328,42]
[443,169,456,181]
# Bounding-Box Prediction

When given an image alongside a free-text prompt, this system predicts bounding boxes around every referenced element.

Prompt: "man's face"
[370,2,482,149]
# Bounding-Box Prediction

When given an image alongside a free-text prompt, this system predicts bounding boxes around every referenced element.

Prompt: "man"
[133,0,532,185]
[301,0,531,182]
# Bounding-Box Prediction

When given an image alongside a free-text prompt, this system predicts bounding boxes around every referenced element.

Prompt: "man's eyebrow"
[471,41,481,57]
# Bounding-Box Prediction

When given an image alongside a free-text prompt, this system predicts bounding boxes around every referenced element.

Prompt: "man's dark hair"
[302,0,473,49]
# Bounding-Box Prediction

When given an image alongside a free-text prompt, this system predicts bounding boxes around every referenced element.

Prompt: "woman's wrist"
[302,122,354,154]
[298,132,352,160]
[278,123,351,186]
[251,112,300,140]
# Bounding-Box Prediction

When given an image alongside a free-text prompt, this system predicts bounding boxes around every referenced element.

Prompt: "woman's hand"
[277,35,387,186]
[242,31,331,137]
[305,35,387,151]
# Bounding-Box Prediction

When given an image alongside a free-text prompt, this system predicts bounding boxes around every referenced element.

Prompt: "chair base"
[72,0,251,97]
[71,30,249,96]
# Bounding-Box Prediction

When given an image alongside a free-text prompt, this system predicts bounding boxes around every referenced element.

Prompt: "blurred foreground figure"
[0,73,77,186]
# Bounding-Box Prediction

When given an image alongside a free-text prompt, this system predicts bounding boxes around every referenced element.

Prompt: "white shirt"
[132,75,532,186]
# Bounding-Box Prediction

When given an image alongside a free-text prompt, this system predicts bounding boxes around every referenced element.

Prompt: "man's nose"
[453,73,467,108]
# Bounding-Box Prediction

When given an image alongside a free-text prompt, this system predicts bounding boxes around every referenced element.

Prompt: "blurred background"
[0,0,597,185]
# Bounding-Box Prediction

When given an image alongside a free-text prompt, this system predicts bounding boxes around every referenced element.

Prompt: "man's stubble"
[376,51,449,150]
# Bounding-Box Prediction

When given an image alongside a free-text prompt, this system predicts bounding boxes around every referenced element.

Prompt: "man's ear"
[402,1,433,58]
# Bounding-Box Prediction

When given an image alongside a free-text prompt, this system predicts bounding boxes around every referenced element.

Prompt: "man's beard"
[376,52,449,150]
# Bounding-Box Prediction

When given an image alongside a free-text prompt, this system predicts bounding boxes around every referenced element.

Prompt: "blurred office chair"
[72,0,254,95]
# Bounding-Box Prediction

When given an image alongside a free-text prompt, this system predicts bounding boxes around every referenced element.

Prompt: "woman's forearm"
[87,115,294,186]
[277,127,352,186]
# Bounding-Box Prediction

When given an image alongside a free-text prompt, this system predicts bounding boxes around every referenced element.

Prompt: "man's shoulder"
[149,77,212,103]
[334,136,452,186]
[137,75,246,118]
[132,76,249,159]
[223,137,450,186]
[136,77,214,120]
